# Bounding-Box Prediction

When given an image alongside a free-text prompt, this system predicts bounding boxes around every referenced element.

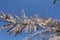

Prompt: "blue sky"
[0,0,60,40]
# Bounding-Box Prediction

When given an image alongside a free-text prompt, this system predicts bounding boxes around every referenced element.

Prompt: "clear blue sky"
[0,0,60,40]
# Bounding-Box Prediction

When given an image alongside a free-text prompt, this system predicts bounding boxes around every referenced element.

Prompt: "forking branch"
[0,9,60,40]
